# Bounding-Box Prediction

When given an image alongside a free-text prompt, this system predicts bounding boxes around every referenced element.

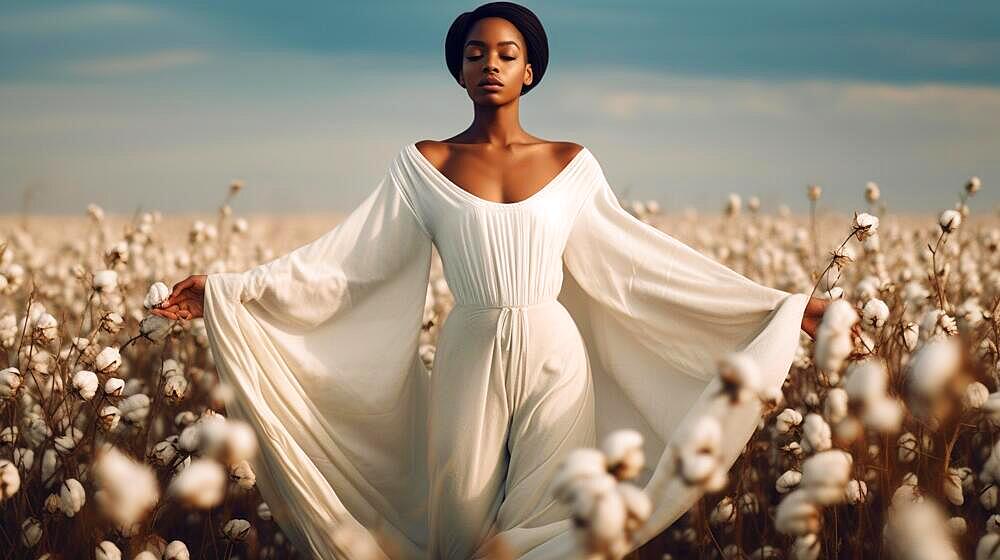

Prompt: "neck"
[466,99,526,147]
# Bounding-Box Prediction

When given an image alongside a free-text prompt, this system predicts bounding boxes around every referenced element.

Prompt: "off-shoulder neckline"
[405,142,591,207]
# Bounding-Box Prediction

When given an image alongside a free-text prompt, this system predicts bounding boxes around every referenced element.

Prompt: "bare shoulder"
[548,141,586,169]
[555,141,585,160]
[413,139,450,168]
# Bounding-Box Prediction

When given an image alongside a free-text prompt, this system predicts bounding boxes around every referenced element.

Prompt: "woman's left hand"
[800,296,828,340]
[800,297,864,346]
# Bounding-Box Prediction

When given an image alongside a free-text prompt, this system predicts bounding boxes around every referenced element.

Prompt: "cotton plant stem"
[808,231,855,301]
[810,200,819,271]
[926,230,950,313]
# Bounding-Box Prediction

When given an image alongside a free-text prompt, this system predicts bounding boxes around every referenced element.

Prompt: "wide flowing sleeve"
[201,158,433,560]
[556,162,810,550]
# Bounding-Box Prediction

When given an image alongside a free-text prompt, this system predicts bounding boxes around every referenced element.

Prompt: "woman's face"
[458,17,532,105]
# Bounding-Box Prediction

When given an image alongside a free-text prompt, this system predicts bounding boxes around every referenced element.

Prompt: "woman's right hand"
[151,274,207,320]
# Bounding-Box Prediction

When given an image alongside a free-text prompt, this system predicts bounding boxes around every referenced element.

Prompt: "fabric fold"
[552,168,810,553]
[202,164,434,560]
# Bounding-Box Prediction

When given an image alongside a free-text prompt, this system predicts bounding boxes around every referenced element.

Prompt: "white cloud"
[0,3,163,35]
[66,49,211,77]
[579,70,1000,127]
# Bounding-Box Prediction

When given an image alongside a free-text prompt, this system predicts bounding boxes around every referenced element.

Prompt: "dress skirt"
[428,299,596,559]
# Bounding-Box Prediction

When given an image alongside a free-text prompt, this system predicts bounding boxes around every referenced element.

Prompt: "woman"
[153,2,829,558]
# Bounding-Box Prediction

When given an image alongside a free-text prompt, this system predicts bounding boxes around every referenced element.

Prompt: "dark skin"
[155,16,836,343]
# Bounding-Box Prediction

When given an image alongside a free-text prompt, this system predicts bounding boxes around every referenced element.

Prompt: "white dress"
[201,142,810,559]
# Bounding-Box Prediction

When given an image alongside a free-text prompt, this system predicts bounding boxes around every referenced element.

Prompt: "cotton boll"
[149,438,179,468]
[33,313,58,343]
[104,377,125,396]
[54,427,84,454]
[939,209,962,234]
[101,312,124,335]
[22,416,51,448]
[802,414,832,453]
[853,212,879,241]
[164,540,190,560]
[600,429,644,481]
[551,448,606,502]
[0,459,20,500]
[168,458,226,509]
[709,496,735,526]
[844,359,887,404]
[846,479,868,505]
[21,517,42,547]
[59,478,86,517]
[800,449,852,505]
[738,492,760,515]
[72,370,99,400]
[163,375,189,406]
[919,309,958,343]
[776,408,803,434]
[946,517,967,537]
[898,432,919,463]
[884,498,959,560]
[119,393,151,427]
[140,314,172,343]
[864,397,904,434]
[95,541,122,560]
[943,469,964,506]
[776,470,802,494]
[0,426,17,445]
[906,337,962,422]
[93,269,119,293]
[862,298,889,330]
[230,460,256,490]
[178,424,200,454]
[589,489,627,544]
[823,389,849,424]
[92,446,160,527]
[675,416,724,489]
[0,367,21,400]
[95,346,122,373]
[257,501,272,521]
[790,533,820,560]
[983,485,999,511]
[977,533,1000,560]
[222,518,252,541]
[775,489,820,536]
[718,352,761,403]
[144,282,170,309]
[964,382,990,410]
[814,300,857,370]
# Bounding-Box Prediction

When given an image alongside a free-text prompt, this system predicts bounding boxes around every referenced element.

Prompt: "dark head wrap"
[445,2,549,96]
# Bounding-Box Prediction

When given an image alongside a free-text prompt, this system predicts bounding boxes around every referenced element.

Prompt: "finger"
[155,308,178,320]
[169,277,195,302]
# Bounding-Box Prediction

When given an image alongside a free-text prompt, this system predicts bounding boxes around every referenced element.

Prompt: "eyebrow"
[465,40,520,48]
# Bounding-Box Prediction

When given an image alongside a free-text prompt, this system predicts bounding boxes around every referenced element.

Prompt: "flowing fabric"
[201,142,810,560]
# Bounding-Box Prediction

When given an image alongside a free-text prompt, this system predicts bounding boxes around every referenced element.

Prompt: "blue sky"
[1,1,998,215]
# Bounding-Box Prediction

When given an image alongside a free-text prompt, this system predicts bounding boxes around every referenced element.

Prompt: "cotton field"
[2,176,998,560]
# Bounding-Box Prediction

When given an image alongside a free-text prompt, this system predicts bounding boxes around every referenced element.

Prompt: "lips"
[478,77,503,86]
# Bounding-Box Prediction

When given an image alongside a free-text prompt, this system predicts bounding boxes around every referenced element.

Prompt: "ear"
[458,73,465,88]
[523,63,533,86]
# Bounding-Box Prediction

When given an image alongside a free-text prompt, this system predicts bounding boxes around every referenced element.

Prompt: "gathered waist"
[452,298,560,310]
